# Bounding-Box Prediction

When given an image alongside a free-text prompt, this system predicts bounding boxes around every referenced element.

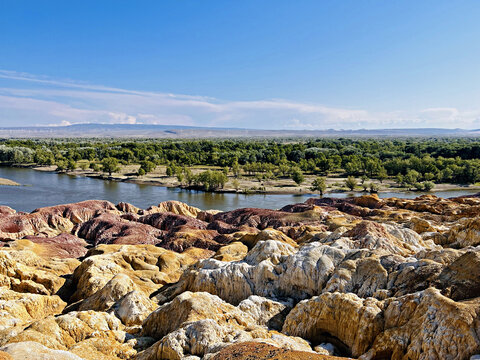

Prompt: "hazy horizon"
[1,1,480,130]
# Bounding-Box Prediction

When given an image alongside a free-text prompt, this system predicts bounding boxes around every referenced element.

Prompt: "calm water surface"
[0,167,478,212]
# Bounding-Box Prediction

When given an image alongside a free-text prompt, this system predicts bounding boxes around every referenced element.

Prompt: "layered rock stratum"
[0,195,479,359]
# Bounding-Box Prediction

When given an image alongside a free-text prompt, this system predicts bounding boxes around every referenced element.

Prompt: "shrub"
[310,177,327,196]
[345,176,357,191]
[291,169,305,185]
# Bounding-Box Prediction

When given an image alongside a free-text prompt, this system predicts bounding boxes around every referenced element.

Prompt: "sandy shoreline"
[21,164,480,196]
[0,177,21,186]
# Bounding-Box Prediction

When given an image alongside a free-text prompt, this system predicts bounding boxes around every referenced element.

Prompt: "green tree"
[231,160,241,177]
[55,160,67,171]
[176,172,185,184]
[377,168,388,183]
[310,177,327,196]
[404,170,420,189]
[139,160,156,174]
[369,182,379,193]
[166,164,175,177]
[79,161,89,171]
[231,178,240,191]
[101,157,120,175]
[395,174,405,187]
[66,159,76,171]
[345,176,357,191]
[194,170,228,191]
[423,181,435,191]
[291,169,305,185]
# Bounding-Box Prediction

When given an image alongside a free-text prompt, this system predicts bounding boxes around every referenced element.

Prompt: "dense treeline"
[1,138,480,185]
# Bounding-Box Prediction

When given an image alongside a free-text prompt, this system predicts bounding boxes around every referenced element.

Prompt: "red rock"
[210,207,325,233]
[210,342,349,360]
[22,233,88,258]
[139,212,208,231]
[75,213,164,246]
[32,200,119,223]
[0,206,15,215]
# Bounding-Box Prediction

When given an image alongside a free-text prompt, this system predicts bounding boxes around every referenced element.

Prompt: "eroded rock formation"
[0,194,479,359]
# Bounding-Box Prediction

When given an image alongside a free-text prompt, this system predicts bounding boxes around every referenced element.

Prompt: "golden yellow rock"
[0,287,66,331]
[143,201,201,218]
[70,244,213,301]
[213,241,248,261]
[283,292,384,357]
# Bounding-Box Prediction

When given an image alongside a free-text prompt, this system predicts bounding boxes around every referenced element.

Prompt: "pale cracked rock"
[237,295,292,330]
[323,254,388,298]
[282,292,384,357]
[213,242,248,262]
[3,310,135,360]
[0,242,80,296]
[360,287,480,360]
[142,201,202,218]
[0,287,66,331]
[113,290,157,326]
[78,273,136,312]
[70,244,213,302]
[139,291,312,360]
[340,221,435,257]
[444,217,480,247]
[155,240,346,305]
[1,341,82,360]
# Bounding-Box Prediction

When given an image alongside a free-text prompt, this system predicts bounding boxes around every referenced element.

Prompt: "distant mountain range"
[1,123,480,138]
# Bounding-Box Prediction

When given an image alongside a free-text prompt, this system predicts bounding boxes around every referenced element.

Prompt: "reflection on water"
[0,167,478,213]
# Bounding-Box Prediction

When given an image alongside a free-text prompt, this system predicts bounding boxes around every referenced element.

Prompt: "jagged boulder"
[141,201,202,218]
[283,292,384,357]
[1,341,82,360]
[0,287,65,331]
[139,291,312,359]
[70,244,213,302]
[207,342,350,360]
[2,311,135,360]
[0,241,79,295]
[360,288,480,360]
[154,240,346,305]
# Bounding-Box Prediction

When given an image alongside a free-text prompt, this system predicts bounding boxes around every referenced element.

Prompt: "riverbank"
[0,177,20,186]
[28,164,480,196]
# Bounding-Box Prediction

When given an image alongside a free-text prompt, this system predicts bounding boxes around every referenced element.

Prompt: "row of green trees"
[1,138,480,185]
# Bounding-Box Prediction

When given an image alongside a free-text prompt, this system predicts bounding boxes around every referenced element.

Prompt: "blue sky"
[1,1,480,129]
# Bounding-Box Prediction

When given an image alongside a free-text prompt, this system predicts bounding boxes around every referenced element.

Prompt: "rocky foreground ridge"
[0,194,479,359]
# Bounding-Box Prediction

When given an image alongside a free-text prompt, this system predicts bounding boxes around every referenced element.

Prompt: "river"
[0,167,478,212]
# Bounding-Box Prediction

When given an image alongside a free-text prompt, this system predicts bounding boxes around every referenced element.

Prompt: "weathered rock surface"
[1,341,82,360]
[283,292,384,357]
[0,287,65,331]
[0,195,479,359]
[70,244,213,302]
[141,201,202,218]
[139,291,312,359]
[76,213,164,246]
[360,288,480,360]
[208,342,349,360]
[22,233,88,258]
[0,240,79,295]
[3,310,135,360]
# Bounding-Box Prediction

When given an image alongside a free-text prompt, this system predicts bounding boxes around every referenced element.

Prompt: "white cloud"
[1,69,480,129]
